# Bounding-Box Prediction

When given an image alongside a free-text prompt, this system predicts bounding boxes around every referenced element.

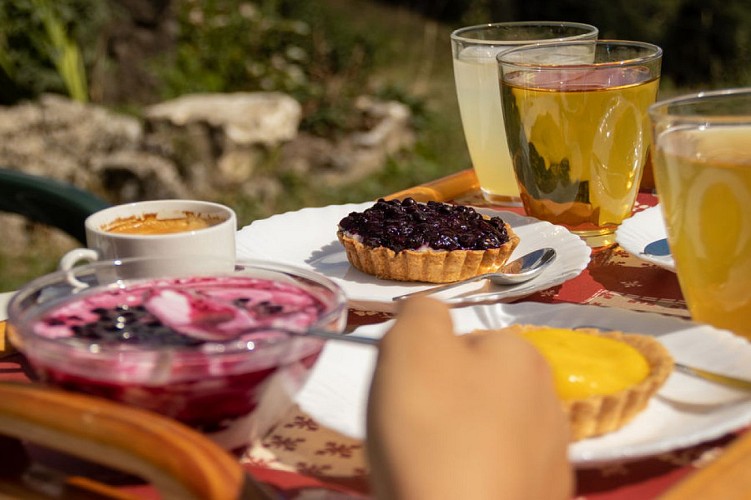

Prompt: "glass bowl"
[7,256,348,454]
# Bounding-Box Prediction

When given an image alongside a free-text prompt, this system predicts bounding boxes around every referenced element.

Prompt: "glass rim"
[649,87,751,122]
[7,255,347,356]
[450,20,598,45]
[497,39,662,69]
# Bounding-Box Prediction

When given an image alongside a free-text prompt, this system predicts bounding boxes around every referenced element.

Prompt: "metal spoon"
[226,325,380,346]
[392,247,556,301]
[673,363,751,391]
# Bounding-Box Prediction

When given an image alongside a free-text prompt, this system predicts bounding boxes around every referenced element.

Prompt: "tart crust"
[337,220,520,283]
[490,325,674,441]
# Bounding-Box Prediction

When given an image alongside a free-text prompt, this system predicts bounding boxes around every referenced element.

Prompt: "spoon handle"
[674,363,751,391]
[307,328,381,345]
[392,273,494,301]
[239,325,381,346]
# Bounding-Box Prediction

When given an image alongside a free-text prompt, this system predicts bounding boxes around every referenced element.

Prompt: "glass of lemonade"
[451,21,598,206]
[649,89,751,339]
[498,40,662,247]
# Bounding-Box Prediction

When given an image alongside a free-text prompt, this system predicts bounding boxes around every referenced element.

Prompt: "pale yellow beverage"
[502,67,659,244]
[451,22,598,206]
[652,125,751,338]
[454,52,520,203]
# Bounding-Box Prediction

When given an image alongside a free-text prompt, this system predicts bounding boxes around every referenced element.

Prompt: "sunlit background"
[1,0,749,289]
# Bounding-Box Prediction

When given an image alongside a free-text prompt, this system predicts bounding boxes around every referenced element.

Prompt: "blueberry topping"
[338,198,512,252]
[253,301,284,315]
[64,304,204,347]
[35,276,329,349]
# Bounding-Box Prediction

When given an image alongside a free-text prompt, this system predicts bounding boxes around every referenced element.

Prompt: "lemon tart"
[337,198,520,283]
[499,325,673,440]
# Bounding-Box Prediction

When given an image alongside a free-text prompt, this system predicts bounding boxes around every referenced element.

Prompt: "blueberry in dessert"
[16,275,332,454]
[337,197,520,283]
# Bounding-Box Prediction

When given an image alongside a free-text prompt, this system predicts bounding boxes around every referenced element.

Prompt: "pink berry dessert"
[9,272,346,455]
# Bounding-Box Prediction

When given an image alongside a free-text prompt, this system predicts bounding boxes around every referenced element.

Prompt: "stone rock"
[0,91,414,207]
[279,133,337,177]
[143,92,303,194]
[145,92,302,146]
[351,95,414,151]
[90,150,190,203]
[0,90,416,268]
[280,96,416,186]
[0,94,143,190]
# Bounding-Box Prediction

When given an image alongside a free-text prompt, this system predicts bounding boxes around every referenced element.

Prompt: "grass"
[320,0,470,179]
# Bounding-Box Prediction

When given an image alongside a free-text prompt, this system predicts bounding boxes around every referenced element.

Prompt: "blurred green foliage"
[0,0,108,103]
[4,0,750,290]
[515,0,751,89]
[390,0,751,90]
[31,0,88,101]
[158,0,378,137]
[4,0,751,105]
[0,0,455,290]
[152,0,449,225]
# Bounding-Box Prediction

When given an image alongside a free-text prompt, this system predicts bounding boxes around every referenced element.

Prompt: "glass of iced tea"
[451,22,599,207]
[498,40,662,247]
[649,88,751,339]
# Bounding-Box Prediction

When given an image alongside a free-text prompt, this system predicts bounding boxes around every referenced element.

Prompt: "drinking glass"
[451,21,598,206]
[649,88,751,339]
[498,40,662,247]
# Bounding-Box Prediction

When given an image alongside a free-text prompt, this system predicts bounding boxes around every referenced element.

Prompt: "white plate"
[0,291,13,321]
[236,202,591,311]
[617,205,675,271]
[295,302,751,468]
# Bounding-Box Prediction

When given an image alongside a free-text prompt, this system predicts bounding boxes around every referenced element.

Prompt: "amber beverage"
[104,212,225,235]
[650,89,751,339]
[499,40,662,248]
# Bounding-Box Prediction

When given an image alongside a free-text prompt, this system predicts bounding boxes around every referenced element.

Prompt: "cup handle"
[59,248,100,289]
[59,248,99,271]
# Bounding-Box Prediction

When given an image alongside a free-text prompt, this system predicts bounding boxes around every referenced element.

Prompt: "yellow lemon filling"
[520,327,650,401]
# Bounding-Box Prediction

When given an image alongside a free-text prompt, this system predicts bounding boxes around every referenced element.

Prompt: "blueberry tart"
[336,198,520,283]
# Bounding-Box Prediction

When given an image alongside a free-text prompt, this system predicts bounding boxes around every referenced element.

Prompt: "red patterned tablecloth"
[1,188,742,499]
[229,190,744,499]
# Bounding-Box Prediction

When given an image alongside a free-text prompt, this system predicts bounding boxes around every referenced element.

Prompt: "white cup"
[60,199,237,278]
